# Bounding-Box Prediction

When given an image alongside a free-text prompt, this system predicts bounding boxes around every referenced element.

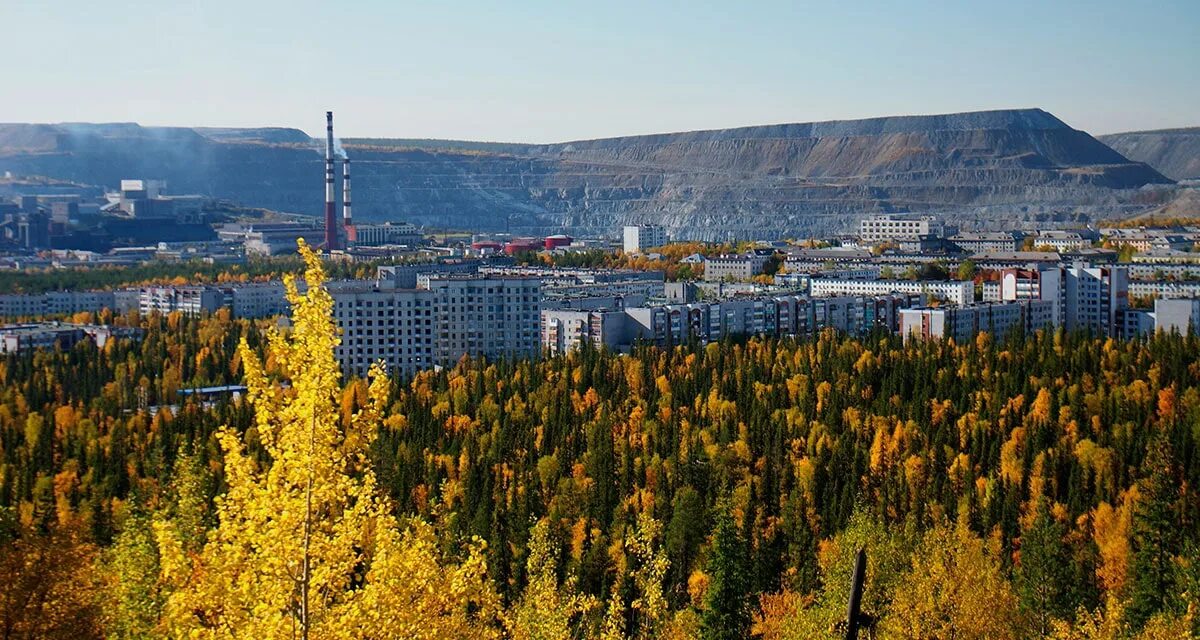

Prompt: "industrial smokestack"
[323,111,339,251]
[342,157,355,244]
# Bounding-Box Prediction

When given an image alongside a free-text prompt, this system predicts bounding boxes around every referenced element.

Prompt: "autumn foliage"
[1,243,1199,637]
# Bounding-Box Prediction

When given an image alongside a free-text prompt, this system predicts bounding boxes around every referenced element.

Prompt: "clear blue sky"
[3,0,1197,142]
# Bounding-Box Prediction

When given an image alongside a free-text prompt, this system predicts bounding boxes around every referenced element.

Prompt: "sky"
[2,0,1198,142]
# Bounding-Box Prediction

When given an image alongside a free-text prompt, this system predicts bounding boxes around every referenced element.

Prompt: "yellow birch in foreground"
[155,240,499,639]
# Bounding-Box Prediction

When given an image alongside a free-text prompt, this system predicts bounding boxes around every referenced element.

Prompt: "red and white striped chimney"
[322,110,340,251]
[343,157,355,244]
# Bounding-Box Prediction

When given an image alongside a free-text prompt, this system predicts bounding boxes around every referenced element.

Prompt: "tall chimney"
[342,157,355,244]
[323,110,339,251]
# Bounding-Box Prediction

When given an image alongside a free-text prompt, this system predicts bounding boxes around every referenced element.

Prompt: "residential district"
[3,183,1200,380]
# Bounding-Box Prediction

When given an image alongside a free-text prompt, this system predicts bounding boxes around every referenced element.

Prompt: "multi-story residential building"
[44,291,118,316]
[226,282,291,319]
[1034,229,1099,251]
[983,265,1064,325]
[809,277,971,305]
[376,259,483,289]
[1154,298,1200,335]
[543,293,920,354]
[542,309,629,355]
[1062,264,1129,336]
[1124,262,1200,281]
[423,275,541,366]
[623,225,668,254]
[328,281,436,379]
[1101,229,1193,252]
[113,289,142,314]
[900,300,1055,342]
[0,323,88,353]
[858,215,944,243]
[982,263,1131,336]
[703,250,775,282]
[0,294,49,318]
[949,231,1024,254]
[138,286,225,316]
[1129,280,1200,300]
[1117,309,1156,340]
[0,322,143,353]
[1131,249,1200,265]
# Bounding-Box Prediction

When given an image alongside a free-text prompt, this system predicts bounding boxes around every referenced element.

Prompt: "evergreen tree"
[1016,503,1076,634]
[1127,436,1181,630]
[701,503,752,640]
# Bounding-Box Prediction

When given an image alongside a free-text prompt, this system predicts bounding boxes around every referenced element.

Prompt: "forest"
[1,245,1198,639]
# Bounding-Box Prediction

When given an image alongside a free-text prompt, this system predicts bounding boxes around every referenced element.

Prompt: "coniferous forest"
[2,247,1198,639]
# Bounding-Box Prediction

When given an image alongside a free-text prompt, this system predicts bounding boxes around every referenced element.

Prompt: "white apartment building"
[900,300,1055,342]
[1062,265,1129,336]
[1129,280,1200,300]
[543,293,920,354]
[809,277,971,305]
[328,282,436,379]
[703,251,775,282]
[423,275,541,366]
[858,215,944,243]
[1034,230,1098,251]
[623,225,668,254]
[139,286,225,316]
[982,264,1131,336]
[950,232,1024,254]
[1154,299,1200,335]
[226,282,291,319]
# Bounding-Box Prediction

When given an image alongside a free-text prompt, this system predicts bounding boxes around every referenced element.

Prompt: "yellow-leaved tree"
[154,240,500,639]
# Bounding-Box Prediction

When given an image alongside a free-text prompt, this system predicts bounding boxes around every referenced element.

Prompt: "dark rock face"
[1099,128,1200,182]
[0,109,1175,239]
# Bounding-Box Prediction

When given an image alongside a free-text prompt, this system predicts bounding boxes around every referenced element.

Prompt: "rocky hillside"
[0,109,1177,239]
[1099,128,1200,182]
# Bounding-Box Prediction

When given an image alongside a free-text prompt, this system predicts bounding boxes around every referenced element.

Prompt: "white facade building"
[900,300,1056,342]
[328,282,436,379]
[809,277,972,305]
[138,286,225,316]
[423,275,541,366]
[858,215,944,243]
[623,225,668,254]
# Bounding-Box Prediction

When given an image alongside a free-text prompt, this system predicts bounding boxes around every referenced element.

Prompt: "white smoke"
[307,136,348,159]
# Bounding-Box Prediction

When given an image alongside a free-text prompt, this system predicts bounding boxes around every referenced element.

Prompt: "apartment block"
[1129,280,1200,300]
[1034,230,1099,251]
[900,300,1055,342]
[423,275,541,366]
[858,215,944,243]
[138,286,225,316]
[1062,264,1129,336]
[703,250,775,282]
[226,282,291,319]
[623,225,668,254]
[809,277,971,305]
[1153,299,1200,335]
[543,293,920,354]
[949,231,1024,254]
[328,281,435,379]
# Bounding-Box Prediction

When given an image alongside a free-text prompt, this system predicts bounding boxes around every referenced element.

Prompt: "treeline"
[1,255,1198,637]
[0,256,394,294]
